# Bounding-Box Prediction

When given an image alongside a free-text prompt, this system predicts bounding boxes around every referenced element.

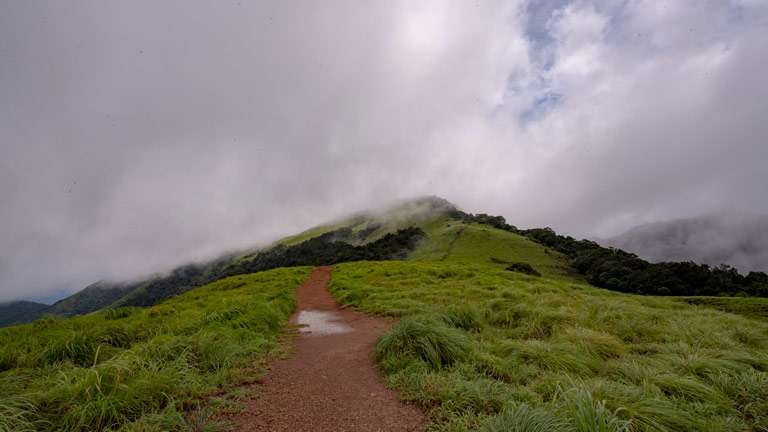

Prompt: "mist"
[608,213,768,273]
[2,0,767,302]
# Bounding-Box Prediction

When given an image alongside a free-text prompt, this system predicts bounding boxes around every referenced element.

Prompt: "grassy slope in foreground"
[330,260,768,432]
[0,267,310,432]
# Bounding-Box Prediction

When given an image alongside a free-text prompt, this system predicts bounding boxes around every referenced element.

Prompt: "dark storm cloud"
[1,0,767,301]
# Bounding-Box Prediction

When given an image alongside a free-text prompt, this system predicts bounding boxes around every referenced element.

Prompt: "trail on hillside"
[441,225,466,261]
[232,266,425,432]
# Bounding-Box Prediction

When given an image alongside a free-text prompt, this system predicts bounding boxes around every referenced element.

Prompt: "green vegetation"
[677,296,768,319]
[0,267,310,431]
[330,261,768,431]
[454,211,768,297]
[409,220,572,279]
[220,227,424,276]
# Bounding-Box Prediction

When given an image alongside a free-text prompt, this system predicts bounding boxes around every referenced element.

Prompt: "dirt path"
[232,266,425,432]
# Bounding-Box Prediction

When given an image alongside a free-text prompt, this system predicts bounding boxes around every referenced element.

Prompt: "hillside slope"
[330,260,768,431]
[0,267,310,431]
[409,218,573,278]
[46,281,138,316]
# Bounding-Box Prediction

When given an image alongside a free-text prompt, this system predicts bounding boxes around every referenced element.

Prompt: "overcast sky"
[2,0,767,302]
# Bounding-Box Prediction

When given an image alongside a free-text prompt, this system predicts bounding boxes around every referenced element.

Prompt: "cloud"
[1,0,766,301]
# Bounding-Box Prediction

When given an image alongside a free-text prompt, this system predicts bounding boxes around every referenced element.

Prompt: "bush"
[506,262,542,277]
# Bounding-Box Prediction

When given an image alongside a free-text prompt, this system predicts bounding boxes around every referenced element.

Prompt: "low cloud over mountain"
[608,214,768,273]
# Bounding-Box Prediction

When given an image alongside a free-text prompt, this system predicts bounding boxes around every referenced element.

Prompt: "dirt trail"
[233,266,425,432]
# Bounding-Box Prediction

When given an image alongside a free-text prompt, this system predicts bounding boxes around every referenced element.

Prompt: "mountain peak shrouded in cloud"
[2,1,767,302]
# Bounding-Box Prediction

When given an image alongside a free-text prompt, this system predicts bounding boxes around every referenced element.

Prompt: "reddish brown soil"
[232,266,425,432]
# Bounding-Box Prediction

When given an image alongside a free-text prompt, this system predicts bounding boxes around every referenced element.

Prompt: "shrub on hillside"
[506,262,541,277]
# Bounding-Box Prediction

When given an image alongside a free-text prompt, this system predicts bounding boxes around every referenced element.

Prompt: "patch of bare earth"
[231,266,425,432]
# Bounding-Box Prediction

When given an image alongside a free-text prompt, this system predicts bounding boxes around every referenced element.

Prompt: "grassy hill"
[409,218,573,278]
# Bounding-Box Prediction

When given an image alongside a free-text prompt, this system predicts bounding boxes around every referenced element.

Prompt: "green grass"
[409,220,574,279]
[329,261,768,431]
[676,296,768,319]
[0,267,310,431]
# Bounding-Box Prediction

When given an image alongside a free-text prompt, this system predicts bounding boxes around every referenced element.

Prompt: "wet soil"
[232,266,425,432]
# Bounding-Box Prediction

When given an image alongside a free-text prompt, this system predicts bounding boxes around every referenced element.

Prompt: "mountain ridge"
[0,300,49,326]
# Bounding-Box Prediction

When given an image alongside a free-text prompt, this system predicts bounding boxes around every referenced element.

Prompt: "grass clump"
[482,403,567,432]
[376,315,470,370]
[560,387,631,432]
[0,267,310,431]
[439,305,483,332]
[0,395,40,432]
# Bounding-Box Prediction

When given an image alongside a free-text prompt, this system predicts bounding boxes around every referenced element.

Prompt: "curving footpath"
[233,266,425,431]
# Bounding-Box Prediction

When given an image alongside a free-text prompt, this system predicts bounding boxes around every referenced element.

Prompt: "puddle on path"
[295,310,353,335]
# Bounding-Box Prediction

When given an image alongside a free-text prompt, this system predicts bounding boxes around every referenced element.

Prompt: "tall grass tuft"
[0,395,40,432]
[482,403,567,432]
[440,305,483,331]
[376,315,470,370]
[560,388,631,432]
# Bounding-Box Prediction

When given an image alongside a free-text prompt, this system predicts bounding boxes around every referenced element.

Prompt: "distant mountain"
[607,215,768,273]
[0,300,49,326]
[46,280,139,316]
